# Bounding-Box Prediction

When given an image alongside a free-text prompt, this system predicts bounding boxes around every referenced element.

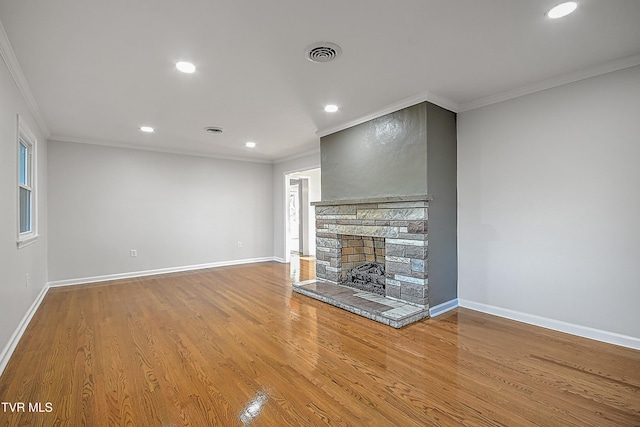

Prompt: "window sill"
[17,234,39,249]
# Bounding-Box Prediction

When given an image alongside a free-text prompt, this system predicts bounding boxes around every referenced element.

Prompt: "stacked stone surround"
[312,195,429,307]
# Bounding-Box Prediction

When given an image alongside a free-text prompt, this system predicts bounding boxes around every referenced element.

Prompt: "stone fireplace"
[292,101,457,327]
[313,195,429,307]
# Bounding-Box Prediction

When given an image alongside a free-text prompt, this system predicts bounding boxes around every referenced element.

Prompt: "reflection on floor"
[288,253,316,283]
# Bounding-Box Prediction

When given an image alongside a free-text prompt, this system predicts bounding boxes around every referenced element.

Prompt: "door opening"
[285,168,320,263]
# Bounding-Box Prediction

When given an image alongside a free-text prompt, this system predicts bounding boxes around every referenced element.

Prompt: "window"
[17,116,37,248]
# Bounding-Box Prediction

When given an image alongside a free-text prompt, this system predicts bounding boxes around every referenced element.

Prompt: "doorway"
[288,178,306,255]
[286,167,320,283]
[285,168,321,262]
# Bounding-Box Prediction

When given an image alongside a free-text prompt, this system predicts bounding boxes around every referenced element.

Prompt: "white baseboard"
[458,299,640,350]
[273,257,286,263]
[47,257,277,287]
[429,298,459,317]
[0,284,50,376]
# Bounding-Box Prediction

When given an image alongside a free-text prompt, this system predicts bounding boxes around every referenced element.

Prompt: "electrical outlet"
[237,242,243,249]
[130,249,137,258]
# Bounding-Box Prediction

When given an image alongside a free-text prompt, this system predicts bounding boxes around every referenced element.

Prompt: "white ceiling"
[1,0,639,162]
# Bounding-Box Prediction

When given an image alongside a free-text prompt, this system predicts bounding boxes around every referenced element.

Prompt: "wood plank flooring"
[1,261,639,426]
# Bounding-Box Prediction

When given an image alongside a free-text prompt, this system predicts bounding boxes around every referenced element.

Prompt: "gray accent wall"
[320,103,427,201]
[425,103,458,306]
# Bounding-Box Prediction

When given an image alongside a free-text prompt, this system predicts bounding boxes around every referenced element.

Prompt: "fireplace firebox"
[340,235,386,295]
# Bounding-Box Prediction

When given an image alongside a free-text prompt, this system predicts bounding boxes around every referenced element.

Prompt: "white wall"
[48,140,274,282]
[272,152,321,261]
[0,54,48,359]
[458,65,640,342]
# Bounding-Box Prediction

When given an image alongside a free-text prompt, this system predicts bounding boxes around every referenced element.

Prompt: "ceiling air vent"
[305,42,342,63]
[204,126,224,134]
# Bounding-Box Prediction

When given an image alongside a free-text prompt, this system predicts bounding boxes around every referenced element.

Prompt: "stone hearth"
[292,280,428,328]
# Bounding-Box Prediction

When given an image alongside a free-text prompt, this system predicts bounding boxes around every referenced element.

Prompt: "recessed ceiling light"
[547,2,578,19]
[245,142,256,148]
[176,61,196,73]
[324,104,339,113]
[140,126,154,133]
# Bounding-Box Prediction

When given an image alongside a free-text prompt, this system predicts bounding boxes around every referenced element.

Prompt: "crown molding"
[316,91,459,138]
[459,53,640,112]
[273,147,320,164]
[49,135,274,164]
[0,19,51,138]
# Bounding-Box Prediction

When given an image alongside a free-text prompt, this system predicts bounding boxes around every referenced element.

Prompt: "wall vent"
[204,126,224,134]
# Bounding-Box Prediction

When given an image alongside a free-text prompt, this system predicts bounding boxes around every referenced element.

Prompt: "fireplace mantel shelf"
[311,195,430,207]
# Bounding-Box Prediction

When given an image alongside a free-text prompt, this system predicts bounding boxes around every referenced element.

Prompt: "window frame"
[17,115,38,249]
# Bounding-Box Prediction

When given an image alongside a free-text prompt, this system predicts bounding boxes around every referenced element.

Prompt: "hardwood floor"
[1,261,639,426]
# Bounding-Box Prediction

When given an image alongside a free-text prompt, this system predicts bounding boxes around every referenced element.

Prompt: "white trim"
[284,172,292,263]
[49,136,273,164]
[282,163,322,177]
[16,234,39,249]
[16,115,39,248]
[458,299,640,350]
[47,257,276,287]
[273,148,320,164]
[316,91,459,138]
[459,53,640,112]
[273,257,286,263]
[429,298,459,317]
[0,20,50,138]
[0,284,50,376]
[423,92,460,114]
[293,279,317,287]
